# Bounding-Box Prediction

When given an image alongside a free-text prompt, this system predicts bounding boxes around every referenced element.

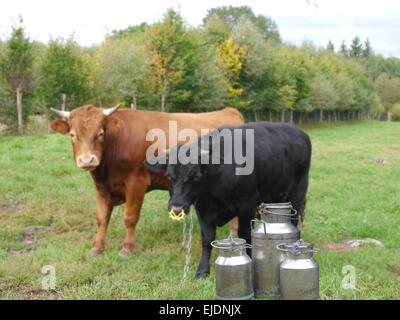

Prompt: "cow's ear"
[51,119,70,134]
[144,157,168,173]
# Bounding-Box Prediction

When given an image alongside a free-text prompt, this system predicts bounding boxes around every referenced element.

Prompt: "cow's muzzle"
[171,206,184,214]
[76,154,100,171]
[169,206,187,221]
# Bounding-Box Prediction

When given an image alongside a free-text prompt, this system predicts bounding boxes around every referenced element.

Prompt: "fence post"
[61,94,67,111]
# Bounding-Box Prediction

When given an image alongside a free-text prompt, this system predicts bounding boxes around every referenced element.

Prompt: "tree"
[203,6,281,43]
[0,19,35,133]
[334,73,355,114]
[363,38,373,58]
[93,36,149,108]
[203,13,232,46]
[216,37,246,107]
[110,22,149,39]
[310,73,338,122]
[374,73,400,121]
[339,41,348,57]
[350,36,363,58]
[146,9,192,111]
[233,18,271,116]
[326,41,335,53]
[189,43,228,111]
[39,37,91,111]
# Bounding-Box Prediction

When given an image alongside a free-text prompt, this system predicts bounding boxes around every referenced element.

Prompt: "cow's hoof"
[118,248,133,257]
[195,271,210,279]
[92,247,104,256]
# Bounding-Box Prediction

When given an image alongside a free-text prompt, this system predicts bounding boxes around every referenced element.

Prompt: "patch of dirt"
[0,203,19,213]
[0,287,63,300]
[323,238,385,252]
[375,158,391,166]
[322,242,355,253]
[388,264,400,277]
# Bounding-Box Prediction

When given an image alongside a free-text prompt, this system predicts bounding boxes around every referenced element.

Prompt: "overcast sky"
[1,0,399,57]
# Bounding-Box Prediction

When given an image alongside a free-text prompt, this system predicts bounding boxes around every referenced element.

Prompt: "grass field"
[0,121,399,300]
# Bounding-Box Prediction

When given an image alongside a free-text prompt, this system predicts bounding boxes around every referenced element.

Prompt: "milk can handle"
[258,206,297,217]
[211,240,252,251]
[251,219,267,235]
[276,243,289,252]
[261,208,298,217]
[276,243,320,254]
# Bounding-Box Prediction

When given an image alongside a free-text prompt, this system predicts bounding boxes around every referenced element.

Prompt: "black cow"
[145,122,312,278]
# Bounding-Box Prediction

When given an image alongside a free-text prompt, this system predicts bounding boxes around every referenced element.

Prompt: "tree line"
[1,7,400,134]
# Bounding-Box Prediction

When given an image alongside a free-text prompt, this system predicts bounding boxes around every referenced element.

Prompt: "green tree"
[334,73,355,114]
[340,41,348,57]
[233,18,271,115]
[363,38,373,58]
[110,22,149,39]
[203,13,232,46]
[310,73,338,122]
[39,37,91,111]
[350,36,363,58]
[374,73,400,121]
[326,41,335,53]
[203,6,281,43]
[93,36,149,108]
[146,9,191,111]
[0,19,35,133]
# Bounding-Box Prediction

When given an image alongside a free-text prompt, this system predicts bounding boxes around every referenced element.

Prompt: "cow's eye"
[98,130,104,138]
[70,132,75,138]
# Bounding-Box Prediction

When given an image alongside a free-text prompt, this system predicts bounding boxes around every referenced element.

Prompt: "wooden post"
[268,109,272,122]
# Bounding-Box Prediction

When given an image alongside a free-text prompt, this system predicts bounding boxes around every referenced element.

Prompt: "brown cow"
[50,105,243,256]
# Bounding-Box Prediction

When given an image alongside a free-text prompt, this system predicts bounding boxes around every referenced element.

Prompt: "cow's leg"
[196,215,216,279]
[289,173,309,229]
[119,175,149,256]
[93,191,113,255]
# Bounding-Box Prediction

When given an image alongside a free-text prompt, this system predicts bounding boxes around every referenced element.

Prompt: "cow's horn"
[103,104,120,117]
[50,108,71,119]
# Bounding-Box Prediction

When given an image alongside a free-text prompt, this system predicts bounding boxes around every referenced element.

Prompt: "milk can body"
[251,203,300,298]
[212,237,254,300]
[277,240,320,300]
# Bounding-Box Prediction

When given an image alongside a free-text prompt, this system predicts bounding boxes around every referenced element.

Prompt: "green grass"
[0,121,399,300]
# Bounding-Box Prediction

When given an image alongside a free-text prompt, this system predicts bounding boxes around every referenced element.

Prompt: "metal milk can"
[277,240,320,300]
[251,202,300,298]
[211,236,254,300]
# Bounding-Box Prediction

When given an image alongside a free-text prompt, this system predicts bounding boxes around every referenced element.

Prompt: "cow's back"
[100,107,244,192]
[200,122,311,216]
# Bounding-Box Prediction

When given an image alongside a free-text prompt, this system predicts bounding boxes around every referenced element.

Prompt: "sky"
[0,0,399,57]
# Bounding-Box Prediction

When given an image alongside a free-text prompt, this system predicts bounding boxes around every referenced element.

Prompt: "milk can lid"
[276,239,320,255]
[258,202,296,217]
[211,236,250,250]
[260,202,292,210]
